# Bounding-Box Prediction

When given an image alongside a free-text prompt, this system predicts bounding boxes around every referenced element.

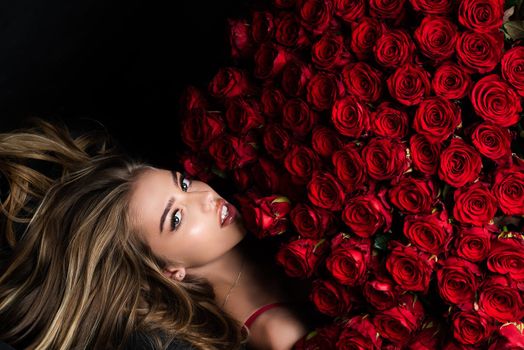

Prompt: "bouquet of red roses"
[176,0,524,348]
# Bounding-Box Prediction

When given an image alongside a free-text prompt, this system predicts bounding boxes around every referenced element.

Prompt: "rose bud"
[276,237,329,278]
[235,192,292,239]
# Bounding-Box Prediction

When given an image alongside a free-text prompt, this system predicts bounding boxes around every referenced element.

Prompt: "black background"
[0,0,248,167]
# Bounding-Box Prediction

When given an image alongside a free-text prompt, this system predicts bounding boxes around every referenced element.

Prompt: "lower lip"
[221,203,238,227]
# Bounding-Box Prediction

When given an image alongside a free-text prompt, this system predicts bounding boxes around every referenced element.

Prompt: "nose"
[186,189,216,212]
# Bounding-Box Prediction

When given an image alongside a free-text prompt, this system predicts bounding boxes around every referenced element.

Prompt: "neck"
[186,237,286,324]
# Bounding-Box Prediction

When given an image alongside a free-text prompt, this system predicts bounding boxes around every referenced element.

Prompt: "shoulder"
[258,306,309,350]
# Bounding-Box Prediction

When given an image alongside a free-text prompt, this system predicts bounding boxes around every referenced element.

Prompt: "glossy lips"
[217,198,237,228]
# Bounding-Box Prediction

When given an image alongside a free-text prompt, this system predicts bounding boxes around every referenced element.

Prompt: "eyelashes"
[171,172,191,231]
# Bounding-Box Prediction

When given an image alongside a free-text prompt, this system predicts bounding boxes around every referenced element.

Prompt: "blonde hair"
[0,117,248,349]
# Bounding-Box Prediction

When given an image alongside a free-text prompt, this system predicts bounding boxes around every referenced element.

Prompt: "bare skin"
[129,168,308,349]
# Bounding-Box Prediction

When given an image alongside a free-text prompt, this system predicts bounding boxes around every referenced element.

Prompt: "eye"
[172,210,182,231]
[180,174,191,192]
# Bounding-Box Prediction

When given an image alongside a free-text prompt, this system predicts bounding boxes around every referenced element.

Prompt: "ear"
[163,265,186,282]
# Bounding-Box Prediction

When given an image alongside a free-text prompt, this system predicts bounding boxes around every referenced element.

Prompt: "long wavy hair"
[0,117,249,349]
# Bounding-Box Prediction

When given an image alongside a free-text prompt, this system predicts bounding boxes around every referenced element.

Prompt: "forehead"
[130,168,175,233]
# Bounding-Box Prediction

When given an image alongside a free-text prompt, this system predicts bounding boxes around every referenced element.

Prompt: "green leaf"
[504,20,524,40]
[374,232,390,251]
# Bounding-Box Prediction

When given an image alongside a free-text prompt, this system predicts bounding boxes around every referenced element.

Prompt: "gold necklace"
[221,255,245,308]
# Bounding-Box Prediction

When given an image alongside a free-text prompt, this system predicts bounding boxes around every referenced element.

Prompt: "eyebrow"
[160,170,179,233]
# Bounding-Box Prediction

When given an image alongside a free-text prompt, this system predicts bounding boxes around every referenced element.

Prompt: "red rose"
[386,241,435,293]
[262,123,292,160]
[409,133,441,175]
[337,315,383,350]
[455,226,494,263]
[311,31,352,70]
[227,18,255,59]
[452,181,498,225]
[276,237,329,278]
[326,234,371,286]
[502,46,524,97]
[178,85,208,114]
[351,17,385,60]
[284,144,321,184]
[293,323,342,350]
[370,102,409,139]
[374,29,415,68]
[438,138,482,188]
[275,12,311,48]
[331,95,370,138]
[458,0,503,33]
[180,153,214,183]
[487,236,524,283]
[387,63,431,106]
[332,143,367,193]
[180,110,225,152]
[409,0,454,15]
[414,16,458,62]
[437,257,482,309]
[235,193,291,239]
[274,0,297,9]
[373,293,425,345]
[493,163,524,215]
[407,318,442,350]
[334,0,365,23]
[452,310,494,345]
[232,166,252,191]
[306,71,345,111]
[362,137,411,182]
[251,11,275,44]
[488,322,524,350]
[225,97,264,134]
[307,171,346,211]
[311,126,343,159]
[342,189,393,238]
[342,62,383,103]
[251,157,284,194]
[208,133,257,171]
[456,31,504,74]
[388,176,437,215]
[479,275,524,323]
[432,61,472,100]
[412,97,462,144]
[470,74,522,127]
[403,210,453,255]
[282,98,319,138]
[260,86,286,119]
[369,0,407,20]
[363,274,399,310]
[208,67,251,99]
[309,278,352,316]
[290,203,336,239]
[281,59,314,97]
[471,122,513,164]
[254,42,293,80]
[296,0,334,36]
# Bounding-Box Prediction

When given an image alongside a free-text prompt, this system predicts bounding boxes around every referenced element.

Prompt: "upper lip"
[217,198,227,225]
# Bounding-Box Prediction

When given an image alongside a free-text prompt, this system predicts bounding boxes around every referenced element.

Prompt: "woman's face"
[130,167,246,269]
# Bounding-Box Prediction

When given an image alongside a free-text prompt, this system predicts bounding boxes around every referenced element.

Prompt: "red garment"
[243,302,287,329]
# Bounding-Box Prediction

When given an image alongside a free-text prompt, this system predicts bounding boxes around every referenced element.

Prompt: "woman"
[0,118,310,350]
